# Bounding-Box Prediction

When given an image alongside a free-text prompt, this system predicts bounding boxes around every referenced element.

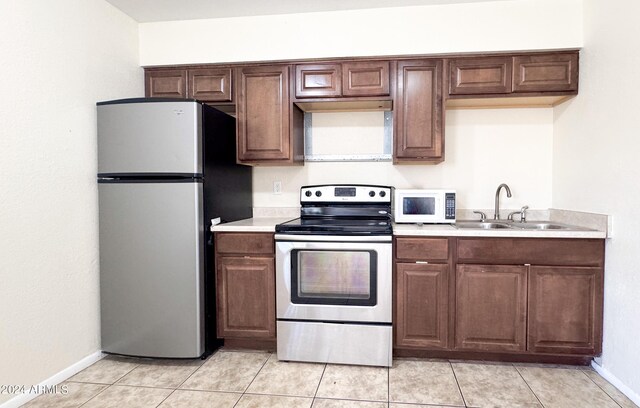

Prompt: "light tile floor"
[23,350,638,408]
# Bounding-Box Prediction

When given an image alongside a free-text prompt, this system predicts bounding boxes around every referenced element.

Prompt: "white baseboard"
[0,351,104,408]
[591,360,640,406]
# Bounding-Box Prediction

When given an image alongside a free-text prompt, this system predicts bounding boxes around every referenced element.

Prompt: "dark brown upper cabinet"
[295,64,342,98]
[394,59,444,163]
[294,61,390,99]
[145,69,187,98]
[236,65,303,165]
[188,68,233,102]
[449,57,512,95]
[513,53,579,93]
[342,61,390,97]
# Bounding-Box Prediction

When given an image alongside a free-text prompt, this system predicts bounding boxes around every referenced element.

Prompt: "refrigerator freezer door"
[97,101,202,175]
[99,181,204,358]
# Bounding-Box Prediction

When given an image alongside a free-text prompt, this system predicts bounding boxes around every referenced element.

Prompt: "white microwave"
[394,189,456,224]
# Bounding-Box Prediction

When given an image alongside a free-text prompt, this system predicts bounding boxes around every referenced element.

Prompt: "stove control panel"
[300,185,392,203]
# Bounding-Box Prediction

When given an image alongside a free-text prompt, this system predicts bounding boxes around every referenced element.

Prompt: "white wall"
[0,1,141,404]
[254,108,553,212]
[138,0,580,213]
[139,0,582,66]
[552,0,640,400]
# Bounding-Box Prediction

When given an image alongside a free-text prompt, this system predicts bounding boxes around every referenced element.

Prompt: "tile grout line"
[513,363,546,408]
[448,360,469,408]
[579,369,625,408]
[310,362,328,407]
[76,358,141,408]
[172,351,217,391]
[231,351,273,407]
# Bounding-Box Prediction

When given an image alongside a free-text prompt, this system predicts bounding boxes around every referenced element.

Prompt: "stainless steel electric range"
[274,184,393,367]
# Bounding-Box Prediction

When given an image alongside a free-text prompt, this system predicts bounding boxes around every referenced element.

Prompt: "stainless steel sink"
[509,222,573,230]
[455,222,512,229]
[454,220,590,231]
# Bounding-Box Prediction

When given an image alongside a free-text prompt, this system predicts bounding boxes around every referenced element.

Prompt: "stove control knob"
[304,190,312,197]
[379,191,386,197]
[369,191,375,197]
[315,191,322,197]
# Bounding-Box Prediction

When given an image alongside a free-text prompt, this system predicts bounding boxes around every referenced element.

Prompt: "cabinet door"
[295,64,342,98]
[394,60,444,162]
[188,68,232,102]
[237,65,292,162]
[342,61,390,97]
[513,53,578,93]
[456,264,527,352]
[396,263,449,349]
[528,266,602,354]
[449,57,512,95]
[145,69,187,98]
[217,256,276,338]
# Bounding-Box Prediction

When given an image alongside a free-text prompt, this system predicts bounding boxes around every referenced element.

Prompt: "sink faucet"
[494,183,512,220]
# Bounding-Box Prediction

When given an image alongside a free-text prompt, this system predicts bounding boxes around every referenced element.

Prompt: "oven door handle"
[274,234,392,243]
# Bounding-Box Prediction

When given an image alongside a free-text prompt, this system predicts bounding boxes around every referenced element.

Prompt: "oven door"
[276,238,392,323]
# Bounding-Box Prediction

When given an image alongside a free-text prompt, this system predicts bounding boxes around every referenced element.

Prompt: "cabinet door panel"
[237,66,291,162]
[217,257,276,338]
[449,57,512,95]
[145,69,187,98]
[396,263,449,349]
[394,60,443,162]
[295,64,341,98]
[342,61,390,97]
[456,264,527,352]
[188,68,232,102]
[514,53,578,93]
[528,266,602,354]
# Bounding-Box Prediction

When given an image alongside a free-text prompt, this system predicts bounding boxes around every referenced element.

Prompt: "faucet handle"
[520,205,529,223]
[473,211,487,221]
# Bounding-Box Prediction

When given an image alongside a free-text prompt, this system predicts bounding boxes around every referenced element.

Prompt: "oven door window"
[290,250,377,306]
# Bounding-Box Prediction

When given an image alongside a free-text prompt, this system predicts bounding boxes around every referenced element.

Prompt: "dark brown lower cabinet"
[528,266,602,355]
[455,264,527,352]
[395,263,449,349]
[216,256,276,339]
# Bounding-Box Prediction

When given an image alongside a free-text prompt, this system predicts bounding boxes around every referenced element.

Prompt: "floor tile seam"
[448,360,468,407]
[153,388,176,408]
[241,352,274,393]
[172,356,209,390]
[312,362,327,400]
[579,369,626,408]
[241,390,319,399]
[76,383,118,408]
[309,395,390,403]
[513,364,546,408]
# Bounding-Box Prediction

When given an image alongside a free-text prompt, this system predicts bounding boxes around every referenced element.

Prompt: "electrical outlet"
[273,181,282,195]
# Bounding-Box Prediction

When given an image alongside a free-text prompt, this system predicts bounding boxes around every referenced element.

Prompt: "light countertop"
[210,217,295,232]
[212,217,606,238]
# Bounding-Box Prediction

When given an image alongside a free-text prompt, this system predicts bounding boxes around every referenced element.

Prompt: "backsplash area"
[253,108,553,211]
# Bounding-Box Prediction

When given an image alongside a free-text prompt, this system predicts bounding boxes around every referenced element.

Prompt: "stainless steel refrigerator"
[97,98,251,358]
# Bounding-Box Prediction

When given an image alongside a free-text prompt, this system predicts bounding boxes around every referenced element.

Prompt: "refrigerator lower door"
[98,181,204,358]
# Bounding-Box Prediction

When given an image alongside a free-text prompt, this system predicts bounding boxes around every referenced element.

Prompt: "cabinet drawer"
[395,237,449,262]
[513,53,579,93]
[449,57,512,95]
[342,61,390,97]
[295,64,342,98]
[188,68,232,102]
[457,238,604,267]
[215,232,274,255]
[145,69,187,98]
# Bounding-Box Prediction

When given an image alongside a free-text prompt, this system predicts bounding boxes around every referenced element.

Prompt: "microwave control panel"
[445,193,456,220]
